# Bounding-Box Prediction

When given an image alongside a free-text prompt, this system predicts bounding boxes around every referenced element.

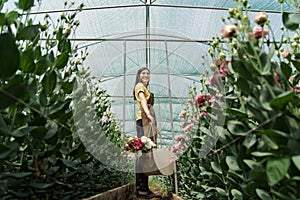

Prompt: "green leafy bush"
[0,1,132,199]
[175,0,300,199]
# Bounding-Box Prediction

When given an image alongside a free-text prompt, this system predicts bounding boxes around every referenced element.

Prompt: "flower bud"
[220,24,238,39]
[279,47,284,52]
[228,8,235,17]
[40,21,48,31]
[74,20,80,26]
[293,33,300,41]
[210,63,218,71]
[219,52,226,59]
[254,12,268,25]
[208,49,214,56]
[65,26,71,36]
[242,0,248,6]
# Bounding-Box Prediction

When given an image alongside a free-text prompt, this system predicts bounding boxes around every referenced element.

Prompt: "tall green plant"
[175,0,300,199]
[0,1,131,199]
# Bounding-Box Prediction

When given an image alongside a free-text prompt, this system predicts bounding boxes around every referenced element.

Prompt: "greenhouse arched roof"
[6,0,289,144]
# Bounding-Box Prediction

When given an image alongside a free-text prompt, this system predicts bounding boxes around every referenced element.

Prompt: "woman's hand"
[146,113,155,124]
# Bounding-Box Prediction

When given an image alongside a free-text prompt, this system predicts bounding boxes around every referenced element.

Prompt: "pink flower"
[183,142,189,149]
[273,72,283,88]
[274,72,280,82]
[171,145,180,154]
[101,116,108,122]
[178,112,185,119]
[220,24,238,39]
[174,142,182,149]
[182,122,194,133]
[170,157,179,164]
[252,26,269,39]
[210,72,223,85]
[219,63,227,77]
[199,110,209,118]
[294,86,300,94]
[254,12,268,25]
[175,135,184,142]
[281,50,293,59]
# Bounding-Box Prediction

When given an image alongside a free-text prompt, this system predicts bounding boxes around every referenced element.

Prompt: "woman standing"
[133,67,160,198]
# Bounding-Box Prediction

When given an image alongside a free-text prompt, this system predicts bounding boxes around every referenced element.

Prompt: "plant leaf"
[11,126,38,137]
[251,152,274,157]
[20,48,35,72]
[262,135,278,150]
[280,62,292,79]
[0,33,20,79]
[243,159,261,169]
[0,84,27,109]
[231,189,243,200]
[0,13,5,25]
[6,11,20,24]
[256,188,273,200]
[266,157,290,186]
[269,91,295,110]
[259,52,271,75]
[54,52,69,69]
[256,129,290,138]
[282,12,300,30]
[42,70,57,94]
[226,156,241,171]
[215,187,227,196]
[17,25,40,41]
[292,59,300,71]
[18,0,34,11]
[226,108,248,118]
[243,134,257,149]
[211,161,222,174]
[227,120,249,136]
[292,155,300,172]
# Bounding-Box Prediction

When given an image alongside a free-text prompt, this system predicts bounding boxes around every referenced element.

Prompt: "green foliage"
[0,0,132,199]
[175,0,300,199]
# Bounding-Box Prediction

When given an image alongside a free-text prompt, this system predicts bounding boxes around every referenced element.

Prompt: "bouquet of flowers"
[123,136,156,153]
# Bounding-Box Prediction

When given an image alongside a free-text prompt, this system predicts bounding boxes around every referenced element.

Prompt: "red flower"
[194,94,212,107]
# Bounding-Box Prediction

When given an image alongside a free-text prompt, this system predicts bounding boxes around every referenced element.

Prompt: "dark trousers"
[136,119,149,192]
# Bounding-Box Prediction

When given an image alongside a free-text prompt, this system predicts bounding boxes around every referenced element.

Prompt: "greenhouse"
[1,0,300,199]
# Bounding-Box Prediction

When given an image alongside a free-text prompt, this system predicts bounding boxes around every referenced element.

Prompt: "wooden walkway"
[82,183,184,200]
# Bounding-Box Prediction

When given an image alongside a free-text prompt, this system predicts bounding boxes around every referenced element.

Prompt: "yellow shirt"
[134,83,150,120]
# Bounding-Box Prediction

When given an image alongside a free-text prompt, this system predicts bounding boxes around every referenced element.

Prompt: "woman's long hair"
[133,67,150,100]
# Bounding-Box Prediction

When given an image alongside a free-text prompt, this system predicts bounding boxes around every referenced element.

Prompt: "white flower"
[141,136,148,143]
[145,142,152,149]
[149,141,156,148]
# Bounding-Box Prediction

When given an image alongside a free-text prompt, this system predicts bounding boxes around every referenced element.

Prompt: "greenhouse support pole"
[123,40,127,135]
[164,41,178,194]
[145,0,151,68]
[121,40,127,185]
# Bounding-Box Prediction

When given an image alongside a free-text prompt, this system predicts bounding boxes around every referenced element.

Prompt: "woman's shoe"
[136,190,150,199]
[146,190,161,198]
[136,190,161,199]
